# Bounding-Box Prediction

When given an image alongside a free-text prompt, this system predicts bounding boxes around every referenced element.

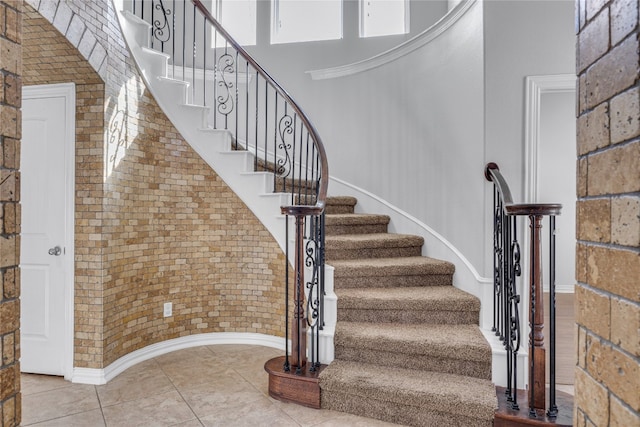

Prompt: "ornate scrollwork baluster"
[216,53,235,119]
[152,1,172,45]
[305,215,323,370]
[277,115,294,178]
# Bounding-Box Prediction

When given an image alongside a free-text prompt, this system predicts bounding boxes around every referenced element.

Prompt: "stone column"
[575,0,640,425]
[0,1,22,426]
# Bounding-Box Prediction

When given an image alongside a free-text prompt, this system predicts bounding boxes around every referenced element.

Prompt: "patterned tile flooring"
[20,345,399,427]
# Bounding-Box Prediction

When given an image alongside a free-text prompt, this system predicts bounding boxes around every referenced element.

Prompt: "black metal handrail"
[191,0,328,212]
[485,163,561,419]
[127,0,328,376]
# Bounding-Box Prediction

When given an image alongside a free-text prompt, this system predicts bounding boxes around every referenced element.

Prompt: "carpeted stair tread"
[337,286,480,324]
[326,196,357,205]
[327,233,423,248]
[325,196,357,214]
[337,285,480,312]
[319,360,497,424]
[336,322,491,364]
[325,213,390,226]
[335,322,492,379]
[331,256,454,277]
[325,213,391,235]
[326,233,424,260]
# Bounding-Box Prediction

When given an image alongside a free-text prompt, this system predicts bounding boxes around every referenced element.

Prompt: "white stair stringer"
[114,2,336,365]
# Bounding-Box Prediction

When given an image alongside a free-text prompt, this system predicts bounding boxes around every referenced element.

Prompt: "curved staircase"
[114,3,497,424]
[320,196,497,426]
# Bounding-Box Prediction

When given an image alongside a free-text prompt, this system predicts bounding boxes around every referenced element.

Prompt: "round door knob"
[48,246,62,256]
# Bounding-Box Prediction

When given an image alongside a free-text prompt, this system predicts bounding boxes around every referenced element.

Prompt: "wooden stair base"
[264,356,326,409]
[494,386,573,427]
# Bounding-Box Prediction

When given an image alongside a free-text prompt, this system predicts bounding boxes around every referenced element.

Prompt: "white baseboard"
[71,332,285,385]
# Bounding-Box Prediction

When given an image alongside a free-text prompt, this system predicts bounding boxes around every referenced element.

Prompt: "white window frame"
[271,0,343,45]
[359,0,410,38]
[212,0,257,47]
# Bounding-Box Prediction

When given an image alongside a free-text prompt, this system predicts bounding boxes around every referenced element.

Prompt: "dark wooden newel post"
[529,214,545,413]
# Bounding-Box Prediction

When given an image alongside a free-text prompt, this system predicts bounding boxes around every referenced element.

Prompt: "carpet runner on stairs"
[318,196,497,427]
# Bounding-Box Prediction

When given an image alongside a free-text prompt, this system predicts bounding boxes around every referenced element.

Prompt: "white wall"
[250,1,487,273]
[483,0,576,275]
[539,90,577,292]
[225,0,576,279]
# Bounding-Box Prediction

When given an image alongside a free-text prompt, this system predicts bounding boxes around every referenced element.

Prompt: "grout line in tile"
[155,354,204,426]
[94,384,108,426]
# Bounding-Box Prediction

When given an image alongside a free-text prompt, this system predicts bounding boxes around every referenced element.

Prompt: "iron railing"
[485,163,561,418]
[127,0,329,375]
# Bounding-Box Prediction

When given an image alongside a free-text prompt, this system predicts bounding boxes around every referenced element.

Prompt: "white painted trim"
[72,332,285,385]
[22,83,76,381]
[168,66,252,86]
[328,177,494,329]
[307,0,476,80]
[524,74,576,294]
[524,74,576,205]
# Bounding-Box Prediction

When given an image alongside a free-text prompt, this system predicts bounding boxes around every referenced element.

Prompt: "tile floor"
[20,345,400,427]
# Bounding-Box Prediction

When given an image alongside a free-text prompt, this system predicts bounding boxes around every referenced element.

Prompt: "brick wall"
[0,0,22,424]
[20,0,287,372]
[575,0,639,425]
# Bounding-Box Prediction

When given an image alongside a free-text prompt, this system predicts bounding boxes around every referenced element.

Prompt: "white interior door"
[21,83,75,377]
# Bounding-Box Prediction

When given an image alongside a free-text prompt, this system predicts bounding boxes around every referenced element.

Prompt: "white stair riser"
[121,10,151,47]
[156,78,189,105]
[138,47,169,81]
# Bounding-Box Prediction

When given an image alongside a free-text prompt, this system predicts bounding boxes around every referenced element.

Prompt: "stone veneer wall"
[21,0,286,371]
[575,0,639,425]
[0,1,22,425]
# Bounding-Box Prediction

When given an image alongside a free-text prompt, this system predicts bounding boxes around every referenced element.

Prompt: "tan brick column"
[575,0,639,425]
[0,1,22,426]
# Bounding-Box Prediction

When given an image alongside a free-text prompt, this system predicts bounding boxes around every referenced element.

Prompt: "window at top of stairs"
[271,0,343,44]
[360,0,409,38]
[212,0,257,46]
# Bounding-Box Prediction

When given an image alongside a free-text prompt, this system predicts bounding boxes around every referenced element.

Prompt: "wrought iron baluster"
[172,0,175,77]
[509,217,521,410]
[213,30,218,128]
[203,14,206,106]
[235,51,239,141]
[192,4,196,103]
[297,120,303,205]
[272,91,278,191]
[245,60,249,163]
[182,1,185,85]
[254,69,259,171]
[284,214,290,372]
[547,215,558,418]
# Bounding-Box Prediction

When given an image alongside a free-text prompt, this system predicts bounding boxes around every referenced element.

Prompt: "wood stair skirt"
[312,196,498,426]
[494,387,573,427]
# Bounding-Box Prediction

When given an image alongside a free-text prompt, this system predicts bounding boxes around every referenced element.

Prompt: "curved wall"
[254,1,487,274]
[243,0,576,279]
[23,0,287,370]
